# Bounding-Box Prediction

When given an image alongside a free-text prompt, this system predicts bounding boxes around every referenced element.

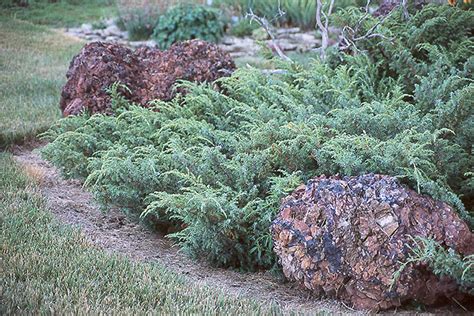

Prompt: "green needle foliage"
[392,237,473,295]
[0,152,292,314]
[42,5,473,272]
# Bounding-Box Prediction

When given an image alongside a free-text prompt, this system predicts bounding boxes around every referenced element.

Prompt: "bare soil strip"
[13,144,353,314]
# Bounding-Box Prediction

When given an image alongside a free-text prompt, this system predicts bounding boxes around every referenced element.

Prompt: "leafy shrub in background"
[118,8,159,40]
[116,0,168,40]
[213,0,367,30]
[152,4,224,49]
[42,4,473,272]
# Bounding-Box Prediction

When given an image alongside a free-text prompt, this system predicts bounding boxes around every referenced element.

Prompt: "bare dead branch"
[245,8,292,62]
[339,0,395,53]
[353,11,393,41]
[315,0,335,59]
[401,0,410,20]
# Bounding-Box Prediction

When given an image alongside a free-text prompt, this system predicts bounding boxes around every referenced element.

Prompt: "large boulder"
[136,39,235,102]
[271,174,473,310]
[60,40,235,116]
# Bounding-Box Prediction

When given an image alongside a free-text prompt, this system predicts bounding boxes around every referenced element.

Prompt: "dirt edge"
[12,144,355,315]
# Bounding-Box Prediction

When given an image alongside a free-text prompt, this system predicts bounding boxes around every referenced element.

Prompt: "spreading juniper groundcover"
[41,5,473,273]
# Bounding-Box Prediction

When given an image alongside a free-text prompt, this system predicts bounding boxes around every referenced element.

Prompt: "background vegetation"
[213,0,368,29]
[153,3,224,49]
[115,0,175,40]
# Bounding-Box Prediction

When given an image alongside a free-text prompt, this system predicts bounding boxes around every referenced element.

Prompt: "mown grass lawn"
[1,0,117,27]
[0,16,85,148]
[0,152,286,314]
[0,9,295,315]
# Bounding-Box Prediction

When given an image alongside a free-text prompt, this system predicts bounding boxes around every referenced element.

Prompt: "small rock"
[276,27,301,36]
[219,36,260,56]
[272,40,298,51]
[84,35,98,41]
[128,40,157,48]
[105,36,119,42]
[81,23,93,33]
[103,25,121,37]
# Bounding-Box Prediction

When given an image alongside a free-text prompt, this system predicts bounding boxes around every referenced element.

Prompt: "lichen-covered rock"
[60,40,235,116]
[271,174,473,310]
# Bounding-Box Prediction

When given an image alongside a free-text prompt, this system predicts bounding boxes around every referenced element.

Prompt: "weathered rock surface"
[137,40,235,102]
[60,40,235,116]
[60,42,141,116]
[271,174,473,310]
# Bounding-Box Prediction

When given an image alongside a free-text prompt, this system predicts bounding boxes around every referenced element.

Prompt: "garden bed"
[13,143,349,314]
[2,0,473,313]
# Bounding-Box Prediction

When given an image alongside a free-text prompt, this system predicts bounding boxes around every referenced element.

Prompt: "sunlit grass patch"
[0,152,290,314]
[0,17,83,148]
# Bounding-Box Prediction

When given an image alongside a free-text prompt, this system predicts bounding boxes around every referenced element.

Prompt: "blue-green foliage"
[42,5,473,270]
[152,4,224,49]
[392,237,473,295]
[332,4,474,93]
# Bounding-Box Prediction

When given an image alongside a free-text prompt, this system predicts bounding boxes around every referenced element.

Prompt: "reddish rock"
[136,39,235,103]
[271,174,473,311]
[60,40,235,116]
[60,42,141,116]
[373,0,402,17]
[373,0,427,17]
